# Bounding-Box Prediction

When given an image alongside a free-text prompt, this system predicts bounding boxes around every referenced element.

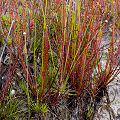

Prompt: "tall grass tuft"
[0,0,120,119]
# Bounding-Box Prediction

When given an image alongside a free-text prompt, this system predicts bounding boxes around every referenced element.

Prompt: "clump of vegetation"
[0,89,27,120]
[0,0,120,119]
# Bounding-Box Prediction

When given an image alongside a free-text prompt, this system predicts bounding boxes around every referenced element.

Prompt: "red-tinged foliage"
[0,0,120,111]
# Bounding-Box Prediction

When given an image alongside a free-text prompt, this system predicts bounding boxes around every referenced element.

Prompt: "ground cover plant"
[0,0,120,119]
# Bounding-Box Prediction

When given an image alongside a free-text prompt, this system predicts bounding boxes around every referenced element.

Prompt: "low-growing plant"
[0,89,27,120]
[41,104,48,115]
[31,101,41,114]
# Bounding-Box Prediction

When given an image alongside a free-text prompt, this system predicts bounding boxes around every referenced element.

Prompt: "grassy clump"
[0,0,120,119]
